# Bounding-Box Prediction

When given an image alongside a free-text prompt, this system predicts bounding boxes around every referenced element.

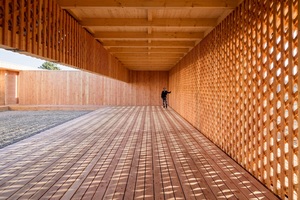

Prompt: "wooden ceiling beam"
[58,0,238,8]
[124,63,173,66]
[80,18,217,27]
[102,40,196,47]
[109,47,190,53]
[115,53,184,58]
[118,57,181,61]
[124,62,175,65]
[122,62,177,66]
[122,62,178,65]
[95,32,204,40]
[126,67,172,71]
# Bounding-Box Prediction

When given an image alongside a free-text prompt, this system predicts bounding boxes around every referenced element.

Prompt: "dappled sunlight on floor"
[0,106,279,199]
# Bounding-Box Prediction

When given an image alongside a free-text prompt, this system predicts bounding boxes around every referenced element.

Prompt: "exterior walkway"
[0,106,279,199]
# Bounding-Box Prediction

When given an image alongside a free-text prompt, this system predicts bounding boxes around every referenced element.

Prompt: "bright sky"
[0,48,77,70]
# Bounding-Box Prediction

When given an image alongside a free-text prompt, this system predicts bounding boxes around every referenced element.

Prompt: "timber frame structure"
[0,0,299,199]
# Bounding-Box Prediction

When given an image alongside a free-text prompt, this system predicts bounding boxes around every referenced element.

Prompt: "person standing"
[161,87,171,108]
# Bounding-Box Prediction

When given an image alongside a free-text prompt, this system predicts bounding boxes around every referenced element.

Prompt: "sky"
[0,48,77,70]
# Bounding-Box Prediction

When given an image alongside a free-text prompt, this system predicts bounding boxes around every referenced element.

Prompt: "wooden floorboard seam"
[158,106,218,199]
[6,107,121,199]
[165,107,277,200]
[0,106,280,200]
[162,108,248,199]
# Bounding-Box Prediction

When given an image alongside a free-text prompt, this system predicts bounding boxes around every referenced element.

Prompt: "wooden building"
[0,67,19,105]
[0,0,299,199]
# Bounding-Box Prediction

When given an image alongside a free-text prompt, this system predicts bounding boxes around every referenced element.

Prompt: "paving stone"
[0,110,91,149]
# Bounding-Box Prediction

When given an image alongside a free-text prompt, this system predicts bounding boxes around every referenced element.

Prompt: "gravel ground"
[0,110,91,149]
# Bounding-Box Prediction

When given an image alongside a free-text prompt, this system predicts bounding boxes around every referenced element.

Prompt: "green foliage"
[38,62,61,70]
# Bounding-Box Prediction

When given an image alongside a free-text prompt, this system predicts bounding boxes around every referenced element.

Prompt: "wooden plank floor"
[0,106,279,200]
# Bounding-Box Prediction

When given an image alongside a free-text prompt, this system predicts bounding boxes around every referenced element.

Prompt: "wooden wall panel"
[0,0,129,82]
[18,70,168,106]
[0,70,5,105]
[129,71,169,106]
[0,70,18,105]
[169,0,299,199]
[5,71,18,104]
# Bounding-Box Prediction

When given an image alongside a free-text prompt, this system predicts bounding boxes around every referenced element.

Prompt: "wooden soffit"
[57,0,239,71]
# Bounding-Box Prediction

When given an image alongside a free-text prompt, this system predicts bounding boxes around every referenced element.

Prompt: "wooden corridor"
[0,106,279,200]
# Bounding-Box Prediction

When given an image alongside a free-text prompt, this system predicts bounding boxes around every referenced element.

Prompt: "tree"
[38,62,61,70]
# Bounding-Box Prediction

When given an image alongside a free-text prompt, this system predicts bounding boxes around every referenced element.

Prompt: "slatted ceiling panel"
[153,27,208,33]
[91,27,148,33]
[103,40,195,47]
[152,7,224,18]
[109,47,189,53]
[71,8,147,19]
[56,0,237,71]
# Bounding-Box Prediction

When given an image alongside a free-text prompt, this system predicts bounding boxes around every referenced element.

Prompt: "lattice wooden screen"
[169,0,299,199]
[0,0,128,82]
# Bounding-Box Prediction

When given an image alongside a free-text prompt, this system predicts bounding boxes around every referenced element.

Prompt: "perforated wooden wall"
[169,0,299,199]
[0,0,129,82]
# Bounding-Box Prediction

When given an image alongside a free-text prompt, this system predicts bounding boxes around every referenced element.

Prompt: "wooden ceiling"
[57,0,240,71]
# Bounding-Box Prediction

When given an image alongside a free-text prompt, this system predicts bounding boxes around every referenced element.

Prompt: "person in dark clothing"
[161,87,171,108]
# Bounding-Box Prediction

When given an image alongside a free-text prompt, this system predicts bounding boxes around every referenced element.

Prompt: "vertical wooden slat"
[42,0,47,57]
[37,0,42,56]
[64,13,68,64]
[52,0,56,60]
[32,0,37,54]
[279,1,289,197]
[19,0,25,51]
[262,0,271,191]
[75,23,79,69]
[55,1,59,61]
[255,0,262,180]
[63,12,67,64]
[25,0,31,53]
[72,15,76,66]
[3,0,9,46]
[257,0,266,183]
[236,4,243,164]
[268,0,277,193]
[240,0,246,168]
[58,7,62,62]
[70,17,74,66]
[287,1,295,198]
[11,0,17,48]
[232,4,238,164]
[67,14,71,65]
[292,0,300,198]
[274,0,281,192]
[248,0,255,174]
[48,0,52,59]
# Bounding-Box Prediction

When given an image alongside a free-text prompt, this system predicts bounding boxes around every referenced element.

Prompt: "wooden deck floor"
[0,106,279,200]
